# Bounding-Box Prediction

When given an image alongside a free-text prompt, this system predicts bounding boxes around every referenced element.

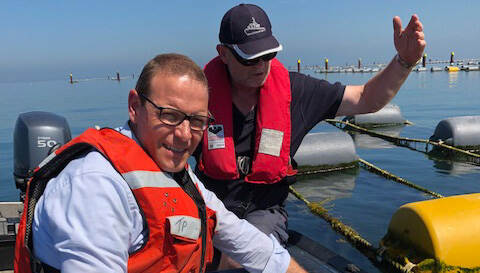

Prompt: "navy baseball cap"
[219,4,283,60]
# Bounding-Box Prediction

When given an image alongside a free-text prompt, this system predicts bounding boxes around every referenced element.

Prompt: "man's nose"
[175,119,192,140]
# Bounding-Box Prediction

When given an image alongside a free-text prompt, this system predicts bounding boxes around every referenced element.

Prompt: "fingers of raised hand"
[393,16,402,37]
[414,20,423,32]
[405,14,417,30]
[417,38,427,51]
[407,31,426,62]
[405,14,421,31]
[414,31,424,41]
[393,15,426,63]
[405,16,425,45]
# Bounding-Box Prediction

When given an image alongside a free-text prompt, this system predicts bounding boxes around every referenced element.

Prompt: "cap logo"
[244,17,266,36]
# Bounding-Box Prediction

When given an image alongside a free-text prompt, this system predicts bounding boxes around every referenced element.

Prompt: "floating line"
[290,186,476,272]
[289,186,417,273]
[297,164,358,176]
[358,158,444,198]
[325,119,480,164]
[291,183,480,272]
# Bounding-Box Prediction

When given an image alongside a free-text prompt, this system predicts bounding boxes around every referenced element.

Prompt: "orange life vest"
[15,128,216,273]
[199,57,294,184]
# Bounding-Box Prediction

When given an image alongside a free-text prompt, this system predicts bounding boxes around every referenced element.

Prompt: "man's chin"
[159,158,188,173]
[160,165,184,173]
[252,78,267,88]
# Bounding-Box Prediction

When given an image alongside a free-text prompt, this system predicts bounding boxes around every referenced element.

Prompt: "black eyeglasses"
[225,46,277,66]
[139,93,214,131]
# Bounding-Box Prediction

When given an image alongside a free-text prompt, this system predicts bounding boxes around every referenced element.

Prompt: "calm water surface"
[290,70,480,272]
[1,70,479,272]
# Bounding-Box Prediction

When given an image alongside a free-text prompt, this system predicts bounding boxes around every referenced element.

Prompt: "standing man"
[15,54,306,273]
[195,2,426,265]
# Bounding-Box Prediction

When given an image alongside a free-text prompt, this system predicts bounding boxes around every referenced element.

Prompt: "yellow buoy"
[383,193,480,268]
[446,66,459,72]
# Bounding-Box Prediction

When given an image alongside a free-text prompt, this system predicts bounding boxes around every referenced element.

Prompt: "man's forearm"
[337,55,412,117]
[362,55,412,112]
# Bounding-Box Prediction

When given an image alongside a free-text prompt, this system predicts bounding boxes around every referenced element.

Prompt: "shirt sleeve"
[289,72,346,155]
[189,168,290,273]
[290,71,345,129]
[33,152,141,273]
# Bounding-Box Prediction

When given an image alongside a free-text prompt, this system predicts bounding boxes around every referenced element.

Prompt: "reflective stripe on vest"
[122,170,180,189]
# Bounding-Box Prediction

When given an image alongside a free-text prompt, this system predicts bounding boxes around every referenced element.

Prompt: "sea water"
[289,70,480,272]
[1,70,480,272]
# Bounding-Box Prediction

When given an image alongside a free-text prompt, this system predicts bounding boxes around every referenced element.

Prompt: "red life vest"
[15,128,216,273]
[199,57,294,184]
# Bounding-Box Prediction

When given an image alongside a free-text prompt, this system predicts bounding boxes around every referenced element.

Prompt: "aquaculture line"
[289,185,414,273]
[358,158,443,198]
[293,160,443,271]
[289,120,480,272]
[290,183,480,273]
[325,119,480,165]
[296,159,443,198]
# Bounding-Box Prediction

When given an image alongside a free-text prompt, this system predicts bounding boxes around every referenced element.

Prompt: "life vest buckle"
[237,156,251,176]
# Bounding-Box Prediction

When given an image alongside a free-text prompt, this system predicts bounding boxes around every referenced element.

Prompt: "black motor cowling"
[13,111,71,199]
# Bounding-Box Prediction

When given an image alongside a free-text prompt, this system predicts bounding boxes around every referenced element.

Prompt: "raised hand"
[393,14,426,66]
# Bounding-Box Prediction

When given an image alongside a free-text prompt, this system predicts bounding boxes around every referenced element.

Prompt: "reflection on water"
[416,70,428,89]
[294,168,359,202]
[430,156,480,176]
[350,125,405,149]
[3,71,480,273]
[448,71,458,88]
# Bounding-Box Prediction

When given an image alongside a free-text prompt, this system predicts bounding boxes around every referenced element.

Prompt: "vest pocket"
[166,215,201,243]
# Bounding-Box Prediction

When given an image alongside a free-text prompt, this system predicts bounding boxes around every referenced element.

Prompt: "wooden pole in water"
[325,58,328,71]
[116,72,120,81]
[358,58,361,69]
[69,73,73,84]
[297,59,301,73]
[450,52,454,64]
[422,54,427,67]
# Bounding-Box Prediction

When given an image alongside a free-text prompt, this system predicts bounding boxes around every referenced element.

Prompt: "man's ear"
[128,89,141,124]
[217,44,228,64]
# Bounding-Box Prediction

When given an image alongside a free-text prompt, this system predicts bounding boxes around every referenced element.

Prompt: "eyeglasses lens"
[158,109,210,131]
[228,46,276,66]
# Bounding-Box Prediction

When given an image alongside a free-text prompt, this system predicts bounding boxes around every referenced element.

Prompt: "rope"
[293,121,480,271]
[325,119,480,164]
[415,259,480,273]
[291,184,480,272]
[297,164,358,176]
[358,158,444,198]
[289,186,417,273]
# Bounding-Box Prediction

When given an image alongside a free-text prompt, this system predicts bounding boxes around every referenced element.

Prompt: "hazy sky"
[1,0,479,82]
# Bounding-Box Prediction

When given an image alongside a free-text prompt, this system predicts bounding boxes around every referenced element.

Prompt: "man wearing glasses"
[16,54,306,273]
[195,3,425,268]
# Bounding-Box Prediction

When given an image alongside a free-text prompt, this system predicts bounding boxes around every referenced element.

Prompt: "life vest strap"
[173,170,208,272]
[25,143,97,273]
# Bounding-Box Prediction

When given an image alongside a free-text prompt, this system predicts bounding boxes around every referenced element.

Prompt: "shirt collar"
[116,120,141,146]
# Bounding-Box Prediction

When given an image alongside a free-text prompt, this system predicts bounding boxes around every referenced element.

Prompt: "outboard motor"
[13,111,71,200]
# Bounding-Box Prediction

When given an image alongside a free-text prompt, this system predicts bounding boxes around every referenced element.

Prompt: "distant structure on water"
[289,52,480,74]
[68,72,136,84]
